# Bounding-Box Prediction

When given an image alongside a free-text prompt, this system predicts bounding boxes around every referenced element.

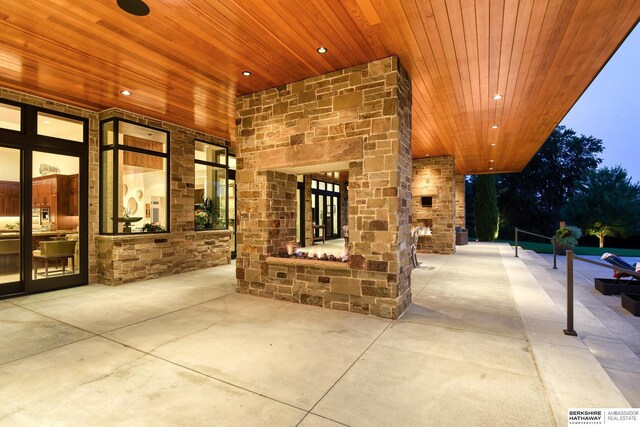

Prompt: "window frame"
[99,117,171,235]
[194,139,229,231]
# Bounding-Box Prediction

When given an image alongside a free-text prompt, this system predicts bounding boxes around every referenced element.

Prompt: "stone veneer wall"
[412,156,456,254]
[95,231,229,285]
[235,56,413,319]
[1,87,101,282]
[95,108,231,284]
[0,87,232,286]
[455,174,466,229]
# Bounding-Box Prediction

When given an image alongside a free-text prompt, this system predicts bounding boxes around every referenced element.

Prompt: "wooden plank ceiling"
[0,0,638,174]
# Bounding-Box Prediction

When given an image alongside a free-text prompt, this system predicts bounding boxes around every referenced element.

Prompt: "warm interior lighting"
[120,90,132,96]
[490,143,496,146]
[317,47,328,54]
[489,159,495,162]
[242,71,251,76]
[491,124,500,129]
[492,94,503,100]
[489,167,494,170]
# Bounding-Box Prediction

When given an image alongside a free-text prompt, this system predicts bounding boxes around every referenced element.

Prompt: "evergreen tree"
[564,166,640,247]
[497,126,603,236]
[474,174,499,241]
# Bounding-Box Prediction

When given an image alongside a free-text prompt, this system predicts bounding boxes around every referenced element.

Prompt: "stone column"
[236,56,412,319]
[412,156,456,254]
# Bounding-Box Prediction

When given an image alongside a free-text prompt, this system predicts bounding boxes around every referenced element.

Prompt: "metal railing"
[514,227,557,269]
[564,250,640,336]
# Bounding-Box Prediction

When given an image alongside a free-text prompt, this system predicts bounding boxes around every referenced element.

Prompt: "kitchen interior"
[0,148,80,283]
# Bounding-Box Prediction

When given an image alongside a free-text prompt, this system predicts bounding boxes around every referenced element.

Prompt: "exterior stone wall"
[96,108,232,284]
[455,174,466,229]
[412,156,456,254]
[236,56,413,319]
[96,230,230,285]
[0,87,232,287]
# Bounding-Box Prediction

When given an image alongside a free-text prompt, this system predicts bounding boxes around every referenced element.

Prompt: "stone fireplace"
[412,156,458,254]
[235,56,413,319]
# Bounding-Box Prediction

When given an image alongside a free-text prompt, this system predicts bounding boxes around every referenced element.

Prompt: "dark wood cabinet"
[32,174,79,230]
[0,181,20,216]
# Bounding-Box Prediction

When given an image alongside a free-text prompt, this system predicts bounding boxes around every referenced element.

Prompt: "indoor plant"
[552,225,582,254]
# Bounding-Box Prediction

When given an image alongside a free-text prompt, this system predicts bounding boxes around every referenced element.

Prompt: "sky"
[560,25,640,182]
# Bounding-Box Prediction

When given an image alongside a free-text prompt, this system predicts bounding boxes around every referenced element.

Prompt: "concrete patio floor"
[0,242,634,426]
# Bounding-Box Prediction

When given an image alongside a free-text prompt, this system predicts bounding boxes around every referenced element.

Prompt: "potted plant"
[201,196,220,229]
[552,225,582,254]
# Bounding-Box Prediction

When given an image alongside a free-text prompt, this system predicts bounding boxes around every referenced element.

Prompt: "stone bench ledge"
[265,256,349,269]
[96,229,231,242]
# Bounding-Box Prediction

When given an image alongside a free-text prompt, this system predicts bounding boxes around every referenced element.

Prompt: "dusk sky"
[560,25,640,182]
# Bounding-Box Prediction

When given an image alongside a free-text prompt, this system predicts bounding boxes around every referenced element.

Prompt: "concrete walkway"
[0,243,632,426]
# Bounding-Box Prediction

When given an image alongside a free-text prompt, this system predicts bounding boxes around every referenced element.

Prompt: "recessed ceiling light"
[490,143,496,146]
[491,124,500,129]
[492,94,503,100]
[120,90,132,96]
[489,167,494,170]
[242,71,251,76]
[117,0,150,16]
[317,47,328,54]
[489,160,495,162]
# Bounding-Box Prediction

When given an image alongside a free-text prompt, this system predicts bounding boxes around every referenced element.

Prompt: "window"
[195,141,228,230]
[0,102,21,131]
[100,119,169,234]
[421,196,433,207]
[37,112,85,142]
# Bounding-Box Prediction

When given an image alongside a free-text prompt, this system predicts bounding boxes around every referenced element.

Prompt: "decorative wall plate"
[127,197,138,214]
[123,184,128,194]
[136,189,143,199]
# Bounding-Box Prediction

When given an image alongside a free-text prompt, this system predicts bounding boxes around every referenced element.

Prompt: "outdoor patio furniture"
[411,227,420,268]
[600,253,639,281]
[594,253,640,295]
[33,240,76,278]
[312,223,325,244]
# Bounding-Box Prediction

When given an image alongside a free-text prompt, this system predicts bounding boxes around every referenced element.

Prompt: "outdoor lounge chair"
[601,253,640,281]
[411,227,420,268]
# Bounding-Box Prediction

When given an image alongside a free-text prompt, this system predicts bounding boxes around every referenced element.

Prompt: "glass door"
[0,147,23,296]
[28,150,85,293]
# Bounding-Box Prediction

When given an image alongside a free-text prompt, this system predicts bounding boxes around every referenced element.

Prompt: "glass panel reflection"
[0,147,21,284]
[0,103,21,131]
[32,151,80,279]
[37,112,84,142]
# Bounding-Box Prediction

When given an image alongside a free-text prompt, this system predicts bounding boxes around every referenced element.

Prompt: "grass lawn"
[501,240,640,257]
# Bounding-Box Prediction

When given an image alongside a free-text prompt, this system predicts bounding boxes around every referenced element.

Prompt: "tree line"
[469,126,640,247]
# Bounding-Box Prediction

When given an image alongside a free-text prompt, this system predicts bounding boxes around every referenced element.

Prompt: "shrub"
[552,225,582,248]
